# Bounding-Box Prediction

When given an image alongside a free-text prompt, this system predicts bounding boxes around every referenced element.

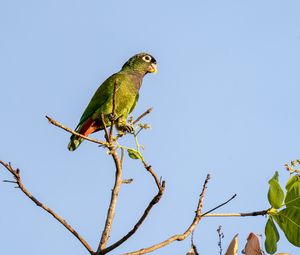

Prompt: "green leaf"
[127,148,142,160]
[285,181,300,208]
[273,206,300,247]
[268,172,284,209]
[265,217,279,254]
[285,175,300,191]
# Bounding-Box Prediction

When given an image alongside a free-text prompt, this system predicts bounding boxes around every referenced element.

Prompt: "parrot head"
[122,53,157,75]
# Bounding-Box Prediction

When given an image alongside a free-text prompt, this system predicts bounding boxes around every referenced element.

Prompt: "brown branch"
[121,147,125,168]
[141,160,162,191]
[46,116,107,147]
[133,108,153,125]
[0,160,94,255]
[120,174,211,255]
[204,209,269,217]
[103,161,165,254]
[96,80,123,254]
[97,149,123,253]
[200,195,269,217]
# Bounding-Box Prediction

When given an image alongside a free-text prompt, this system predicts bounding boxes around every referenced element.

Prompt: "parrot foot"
[116,118,134,134]
[123,123,134,134]
[109,113,117,122]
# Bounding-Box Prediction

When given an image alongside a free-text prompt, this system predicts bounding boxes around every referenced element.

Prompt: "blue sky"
[1,1,300,254]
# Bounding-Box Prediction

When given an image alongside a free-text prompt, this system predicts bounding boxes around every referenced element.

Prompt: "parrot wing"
[75,73,121,130]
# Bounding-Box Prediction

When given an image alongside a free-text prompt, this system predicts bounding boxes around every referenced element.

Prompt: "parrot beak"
[148,63,158,73]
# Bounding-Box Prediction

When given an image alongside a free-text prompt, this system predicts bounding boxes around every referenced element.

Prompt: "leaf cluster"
[265,168,300,254]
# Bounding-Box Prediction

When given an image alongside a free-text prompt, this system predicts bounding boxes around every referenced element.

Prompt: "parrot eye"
[142,55,152,63]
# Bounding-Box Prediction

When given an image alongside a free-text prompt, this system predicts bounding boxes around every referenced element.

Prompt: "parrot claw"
[123,124,134,134]
[109,113,117,122]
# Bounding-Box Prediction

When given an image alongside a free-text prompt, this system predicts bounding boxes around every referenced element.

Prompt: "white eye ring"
[142,55,151,62]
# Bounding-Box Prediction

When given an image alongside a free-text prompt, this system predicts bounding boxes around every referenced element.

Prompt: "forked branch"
[120,174,211,255]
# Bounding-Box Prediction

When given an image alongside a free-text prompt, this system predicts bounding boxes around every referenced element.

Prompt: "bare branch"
[120,174,211,255]
[133,108,153,125]
[103,161,165,254]
[97,149,123,253]
[0,160,94,255]
[201,194,237,217]
[204,209,269,217]
[141,160,163,191]
[121,147,125,168]
[46,116,107,147]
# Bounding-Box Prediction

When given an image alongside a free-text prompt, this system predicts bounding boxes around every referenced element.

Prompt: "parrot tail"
[68,135,83,151]
[68,118,100,151]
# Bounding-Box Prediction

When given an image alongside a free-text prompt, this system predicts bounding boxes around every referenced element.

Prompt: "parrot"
[68,52,157,151]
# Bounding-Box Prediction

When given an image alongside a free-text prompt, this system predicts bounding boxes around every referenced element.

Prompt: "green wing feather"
[129,94,139,114]
[75,73,120,130]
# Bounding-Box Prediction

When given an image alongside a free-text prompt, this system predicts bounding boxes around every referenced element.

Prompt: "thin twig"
[201,194,237,217]
[46,116,107,147]
[120,174,211,255]
[103,162,165,254]
[190,232,199,255]
[141,160,162,191]
[0,160,94,255]
[3,180,17,183]
[122,179,133,184]
[133,108,153,125]
[101,112,110,142]
[97,149,123,253]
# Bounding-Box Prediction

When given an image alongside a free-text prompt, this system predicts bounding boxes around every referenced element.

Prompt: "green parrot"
[68,53,157,151]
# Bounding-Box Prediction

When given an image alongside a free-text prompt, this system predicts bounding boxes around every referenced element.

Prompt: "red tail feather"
[79,117,100,137]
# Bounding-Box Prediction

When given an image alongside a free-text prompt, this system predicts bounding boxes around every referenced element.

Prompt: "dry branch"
[97,149,123,253]
[133,108,153,125]
[103,161,165,254]
[0,160,94,255]
[141,160,163,191]
[46,116,107,147]
[204,209,269,217]
[120,174,211,255]
[201,194,237,217]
